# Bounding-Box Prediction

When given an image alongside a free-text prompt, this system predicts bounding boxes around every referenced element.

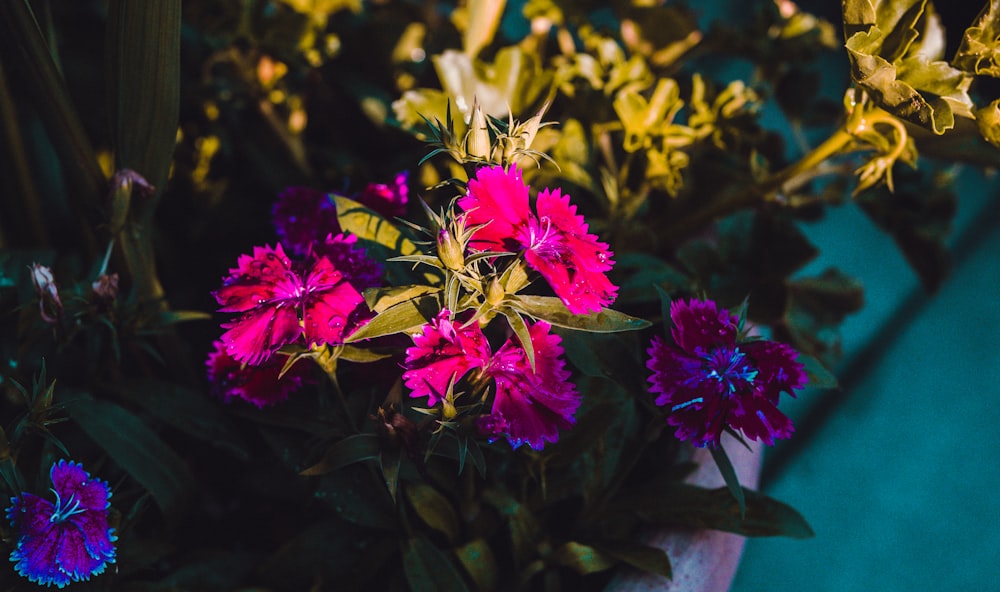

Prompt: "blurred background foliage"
[1,0,999,589]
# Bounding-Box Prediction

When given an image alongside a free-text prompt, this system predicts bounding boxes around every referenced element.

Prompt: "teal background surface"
[733,172,1000,590]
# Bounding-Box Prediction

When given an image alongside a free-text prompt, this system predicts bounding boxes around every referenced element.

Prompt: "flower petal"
[10,519,71,588]
[220,305,301,365]
[301,257,367,347]
[742,340,808,404]
[669,298,739,354]
[272,186,340,256]
[459,165,532,252]
[489,321,580,449]
[402,310,491,406]
[213,244,294,312]
[206,340,310,408]
[50,460,110,512]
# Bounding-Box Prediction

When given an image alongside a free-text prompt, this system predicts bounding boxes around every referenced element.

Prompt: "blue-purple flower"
[6,460,116,588]
[646,298,808,447]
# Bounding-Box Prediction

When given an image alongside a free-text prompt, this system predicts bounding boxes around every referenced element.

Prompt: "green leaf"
[107,0,181,199]
[976,98,1000,148]
[123,379,250,460]
[363,284,442,313]
[344,295,438,342]
[339,345,393,363]
[709,445,746,518]
[502,307,535,371]
[953,1,1000,77]
[549,542,615,575]
[798,354,839,389]
[595,541,672,579]
[153,310,212,327]
[62,393,196,518]
[316,465,395,530]
[513,295,651,333]
[842,0,973,134]
[0,2,106,208]
[333,195,421,256]
[454,539,498,591]
[404,482,461,544]
[401,537,472,592]
[379,446,402,502]
[299,434,381,476]
[621,482,814,539]
[481,488,540,564]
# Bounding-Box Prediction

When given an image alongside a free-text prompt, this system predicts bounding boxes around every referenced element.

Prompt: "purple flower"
[646,298,808,447]
[6,460,116,588]
[356,171,409,219]
[458,166,617,315]
[313,233,384,292]
[205,340,312,408]
[213,243,367,365]
[403,310,580,450]
[272,186,340,257]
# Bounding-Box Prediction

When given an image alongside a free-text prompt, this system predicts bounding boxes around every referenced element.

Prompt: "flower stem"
[660,126,855,242]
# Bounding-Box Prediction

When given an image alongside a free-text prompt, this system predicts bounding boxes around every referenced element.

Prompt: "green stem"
[660,126,855,242]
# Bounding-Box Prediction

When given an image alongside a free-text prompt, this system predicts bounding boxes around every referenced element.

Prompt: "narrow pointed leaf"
[344,295,439,342]
[63,392,196,519]
[710,444,746,518]
[401,537,471,592]
[300,433,381,476]
[514,295,651,333]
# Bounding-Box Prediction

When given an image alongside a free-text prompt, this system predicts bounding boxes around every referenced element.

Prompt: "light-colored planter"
[608,434,763,592]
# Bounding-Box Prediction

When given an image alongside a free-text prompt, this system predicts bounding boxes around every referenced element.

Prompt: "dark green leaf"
[124,379,250,460]
[513,295,651,333]
[316,465,396,530]
[709,445,746,518]
[798,354,839,389]
[401,537,472,592]
[595,540,672,579]
[454,538,498,591]
[300,433,381,476]
[621,482,814,539]
[107,0,180,197]
[380,446,402,502]
[548,542,615,575]
[62,392,196,519]
[482,488,540,564]
[613,253,689,306]
[404,482,461,544]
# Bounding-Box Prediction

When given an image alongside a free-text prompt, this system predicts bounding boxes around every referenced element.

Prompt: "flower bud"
[30,263,63,324]
[465,100,490,160]
[485,276,505,306]
[91,273,120,305]
[437,228,465,271]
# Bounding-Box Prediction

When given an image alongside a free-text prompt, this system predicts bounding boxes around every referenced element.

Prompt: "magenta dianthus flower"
[403,310,580,450]
[206,340,312,408]
[458,166,617,315]
[7,460,116,588]
[214,243,367,365]
[356,171,409,219]
[646,298,808,448]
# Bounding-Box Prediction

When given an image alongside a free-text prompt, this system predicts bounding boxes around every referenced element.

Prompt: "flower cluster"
[208,175,405,406]
[6,460,116,588]
[646,298,808,447]
[402,310,580,450]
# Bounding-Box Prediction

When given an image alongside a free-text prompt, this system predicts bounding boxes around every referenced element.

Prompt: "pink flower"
[401,310,492,406]
[458,166,617,315]
[205,340,310,407]
[213,243,366,365]
[489,321,580,449]
[402,311,580,450]
[646,298,808,447]
[356,171,409,219]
